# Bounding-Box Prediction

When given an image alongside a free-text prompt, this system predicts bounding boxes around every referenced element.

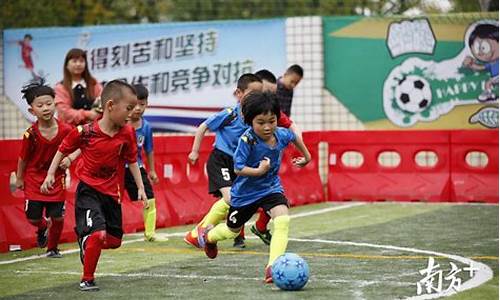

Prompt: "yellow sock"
[207,223,239,243]
[190,199,229,238]
[143,198,156,239]
[268,215,290,266]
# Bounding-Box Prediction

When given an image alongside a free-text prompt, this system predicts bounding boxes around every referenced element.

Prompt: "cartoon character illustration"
[462,23,499,102]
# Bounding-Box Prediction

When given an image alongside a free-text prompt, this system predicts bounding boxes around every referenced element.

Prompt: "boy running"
[16,80,73,258]
[41,80,147,291]
[125,84,159,241]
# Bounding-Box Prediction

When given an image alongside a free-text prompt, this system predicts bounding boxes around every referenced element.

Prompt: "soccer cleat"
[250,225,272,246]
[184,231,200,248]
[46,248,63,258]
[264,265,273,284]
[79,280,99,291]
[77,235,89,264]
[36,227,49,248]
[144,235,156,242]
[233,236,246,248]
[198,226,218,259]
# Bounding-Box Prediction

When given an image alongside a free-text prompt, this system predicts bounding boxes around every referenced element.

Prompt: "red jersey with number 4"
[19,119,72,201]
[58,121,137,201]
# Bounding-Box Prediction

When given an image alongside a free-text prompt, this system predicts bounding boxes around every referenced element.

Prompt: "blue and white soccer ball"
[271,253,310,291]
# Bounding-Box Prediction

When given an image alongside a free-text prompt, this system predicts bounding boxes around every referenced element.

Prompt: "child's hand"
[59,157,72,170]
[148,170,159,184]
[15,177,24,190]
[40,174,55,193]
[462,56,474,68]
[258,157,271,175]
[138,188,149,208]
[292,156,310,168]
[188,151,199,164]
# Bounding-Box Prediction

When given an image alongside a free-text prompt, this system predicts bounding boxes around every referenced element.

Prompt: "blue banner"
[4,19,286,131]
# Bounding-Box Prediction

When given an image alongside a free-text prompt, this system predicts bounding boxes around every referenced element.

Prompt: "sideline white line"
[289,238,494,300]
[0,202,364,265]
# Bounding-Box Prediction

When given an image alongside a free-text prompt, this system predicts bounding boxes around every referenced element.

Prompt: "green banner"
[323,14,498,129]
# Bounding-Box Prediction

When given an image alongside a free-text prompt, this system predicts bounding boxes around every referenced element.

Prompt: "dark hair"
[285,64,304,77]
[24,34,32,40]
[237,73,262,91]
[133,84,149,101]
[468,24,499,47]
[255,69,277,84]
[62,48,98,103]
[101,80,136,107]
[21,79,55,105]
[242,91,281,125]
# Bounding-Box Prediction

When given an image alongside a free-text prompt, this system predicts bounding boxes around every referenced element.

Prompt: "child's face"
[262,80,277,93]
[471,38,499,62]
[131,99,147,120]
[107,90,138,128]
[235,81,263,102]
[252,111,277,141]
[66,57,86,77]
[29,95,55,122]
[282,73,302,90]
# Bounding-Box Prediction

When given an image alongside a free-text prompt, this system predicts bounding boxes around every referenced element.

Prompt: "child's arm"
[59,149,81,170]
[291,129,311,168]
[188,122,209,164]
[234,157,271,177]
[15,158,27,190]
[128,162,148,206]
[40,151,65,193]
[463,56,486,71]
[146,151,159,184]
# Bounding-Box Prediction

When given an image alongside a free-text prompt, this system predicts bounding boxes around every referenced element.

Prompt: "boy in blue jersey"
[124,84,159,241]
[184,74,263,249]
[197,91,311,283]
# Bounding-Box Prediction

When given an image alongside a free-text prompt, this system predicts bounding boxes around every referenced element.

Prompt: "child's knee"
[274,215,290,229]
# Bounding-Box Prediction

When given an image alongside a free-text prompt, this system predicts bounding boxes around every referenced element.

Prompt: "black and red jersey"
[20,119,72,201]
[59,121,137,201]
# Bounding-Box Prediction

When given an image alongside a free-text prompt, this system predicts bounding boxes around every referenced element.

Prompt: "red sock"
[103,233,122,249]
[30,218,47,231]
[256,210,271,233]
[47,218,64,251]
[239,227,245,238]
[82,230,105,282]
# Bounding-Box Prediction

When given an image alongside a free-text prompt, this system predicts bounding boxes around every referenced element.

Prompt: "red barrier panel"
[325,131,451,202]
[153,135,216,225]
[280,131,324,206]
[450,130,499,203]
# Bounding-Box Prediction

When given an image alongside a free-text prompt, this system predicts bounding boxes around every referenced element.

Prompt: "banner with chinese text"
[4,19,286,131]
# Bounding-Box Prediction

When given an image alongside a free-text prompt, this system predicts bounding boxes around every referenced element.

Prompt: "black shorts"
[226,193,289,229]
[207,149,236,198]
[74,181,123,239]
[25,200,65,220]
[124,166,154,200]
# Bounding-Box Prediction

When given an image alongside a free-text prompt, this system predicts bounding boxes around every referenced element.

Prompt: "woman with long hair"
[55,48,103,126]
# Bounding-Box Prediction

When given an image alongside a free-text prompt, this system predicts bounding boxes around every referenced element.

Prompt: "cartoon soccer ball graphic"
[394,75,432,113]
[271,253,310,291]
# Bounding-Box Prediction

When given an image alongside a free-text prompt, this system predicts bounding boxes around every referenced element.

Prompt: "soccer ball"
[271,253,310,291]
[394,75,432,113]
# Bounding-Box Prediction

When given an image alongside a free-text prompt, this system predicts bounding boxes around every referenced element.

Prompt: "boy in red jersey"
[16,80,73,258]
[41,80,147,291]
